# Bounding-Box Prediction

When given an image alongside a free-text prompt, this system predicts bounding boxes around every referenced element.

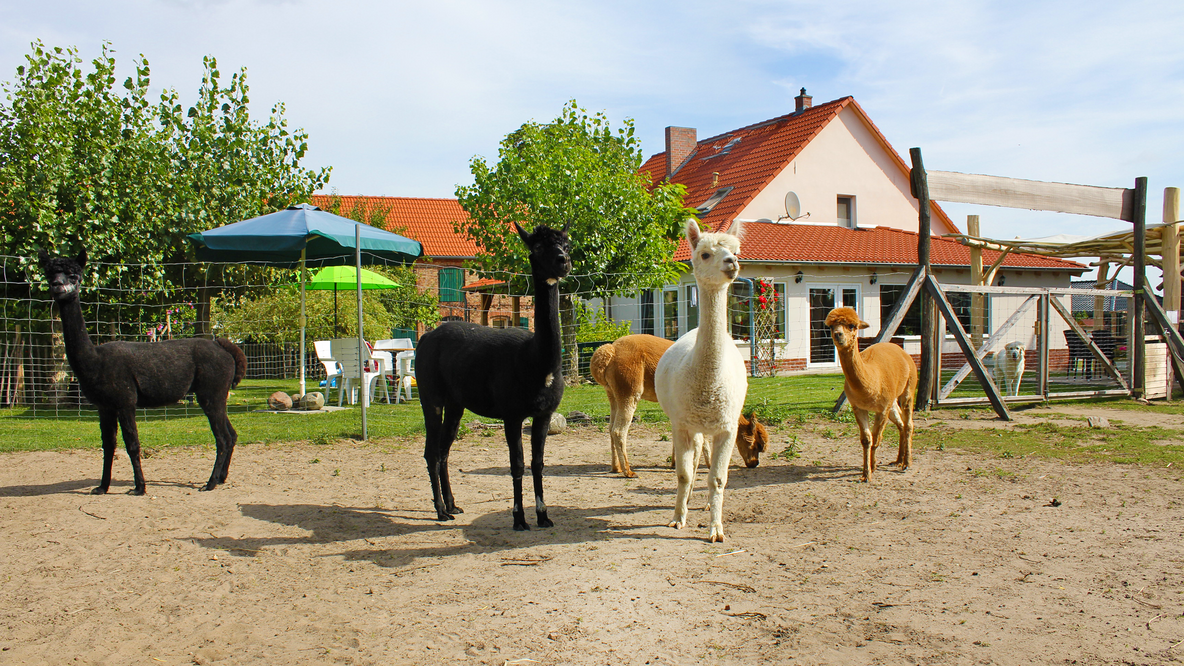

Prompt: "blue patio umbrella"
[187,204,423,418]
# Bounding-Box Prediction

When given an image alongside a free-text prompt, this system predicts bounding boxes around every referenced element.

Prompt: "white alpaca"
[655,219,748,542]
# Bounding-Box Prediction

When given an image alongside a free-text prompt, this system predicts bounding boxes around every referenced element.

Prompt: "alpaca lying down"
[590,334,768,477]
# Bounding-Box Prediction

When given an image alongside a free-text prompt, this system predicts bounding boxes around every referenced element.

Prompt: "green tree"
[455,100,694,379]
[0,41,330,321]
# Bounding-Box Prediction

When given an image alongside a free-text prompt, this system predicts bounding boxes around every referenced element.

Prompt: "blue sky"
[4,0,1183,283]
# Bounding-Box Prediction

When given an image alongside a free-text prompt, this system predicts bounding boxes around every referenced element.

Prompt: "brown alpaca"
[824,307,918,482]
[589,334,767,477]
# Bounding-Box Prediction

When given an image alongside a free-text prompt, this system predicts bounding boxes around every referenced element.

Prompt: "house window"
[729,281,752,340]
[491,317,509,329]
[774,282,787,339]
[686,285,699,332]
[640,289,655,336]
[880,284,921,336]
[438,268,464,303]
[662,288,679,340]
[837,196,855,228]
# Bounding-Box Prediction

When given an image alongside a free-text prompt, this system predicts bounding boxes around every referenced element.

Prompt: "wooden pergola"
[836,150,1183,420]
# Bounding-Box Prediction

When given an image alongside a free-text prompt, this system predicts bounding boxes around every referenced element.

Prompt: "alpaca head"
[685,219,741,288]
[39,249,87,304]
[824,306,868,351]
[515,221,572,285]
[735,412,769,468]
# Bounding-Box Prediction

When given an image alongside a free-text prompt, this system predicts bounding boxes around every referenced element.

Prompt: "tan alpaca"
[590,334,768,477]
[824,307,918,482]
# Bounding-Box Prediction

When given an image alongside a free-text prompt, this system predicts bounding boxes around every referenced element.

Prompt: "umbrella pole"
[334,286,338,336]
[299,249,307,395]
[356,224,367,441]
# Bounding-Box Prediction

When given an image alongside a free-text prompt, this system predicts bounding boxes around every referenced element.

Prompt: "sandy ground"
[1,405,1182,665]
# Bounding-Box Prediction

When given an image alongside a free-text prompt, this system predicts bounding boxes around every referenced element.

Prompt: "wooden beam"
[1143,295,1184,386]
[926,170,1134,221]
[1132,177,1148,398]
[1163,188,1180,316]
[911,148,936,411]
[925,274,1011,420]
[968,215,985,349]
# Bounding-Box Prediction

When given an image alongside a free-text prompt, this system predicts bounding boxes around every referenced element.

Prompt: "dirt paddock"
[1,406,1182,665]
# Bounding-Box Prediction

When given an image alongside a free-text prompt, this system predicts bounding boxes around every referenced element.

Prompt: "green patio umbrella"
[304,265,401,336]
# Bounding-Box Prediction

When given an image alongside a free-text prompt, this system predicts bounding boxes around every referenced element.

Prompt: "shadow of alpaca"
[190,501,672,568]
[0,478,98,497]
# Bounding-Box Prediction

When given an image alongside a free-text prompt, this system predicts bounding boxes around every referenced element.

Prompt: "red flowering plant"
[753,278,781,375]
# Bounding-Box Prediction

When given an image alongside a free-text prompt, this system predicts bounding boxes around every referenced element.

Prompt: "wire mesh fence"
[2,255,1159,434]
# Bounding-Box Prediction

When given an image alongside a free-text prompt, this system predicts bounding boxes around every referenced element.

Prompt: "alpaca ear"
[38,249,49,267]
[562,220,571,234]
[514,221,530,244]
[685,218,701,250]
[858,319,870,330]
[76,248,87,268]
[726,218,744,239]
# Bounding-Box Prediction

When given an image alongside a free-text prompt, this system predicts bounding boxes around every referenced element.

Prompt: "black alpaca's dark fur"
[416,222,571,530]
[40,250,247,494]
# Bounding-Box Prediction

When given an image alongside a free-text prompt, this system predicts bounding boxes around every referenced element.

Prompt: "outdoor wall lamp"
[870,272,878,285]
[997,274,1006,286]
[795,271,804,283]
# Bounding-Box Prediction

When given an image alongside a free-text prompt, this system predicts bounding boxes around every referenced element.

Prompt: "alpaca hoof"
[446,505,464,515]
[128,487,146,496]
[513,521,531,531]
[623,470,637,479]
[90,486,108,495]
[708,529,726,543]
[667,520,685,530]
[435,512,455,521]
[199,482,217,492]
[537,515,554,528]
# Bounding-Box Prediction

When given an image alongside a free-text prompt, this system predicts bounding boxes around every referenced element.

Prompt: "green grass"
[916,419,1184,466]
[3,374,1182,469]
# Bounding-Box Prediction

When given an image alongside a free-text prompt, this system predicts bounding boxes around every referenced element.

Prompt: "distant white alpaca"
[655,219,748,542]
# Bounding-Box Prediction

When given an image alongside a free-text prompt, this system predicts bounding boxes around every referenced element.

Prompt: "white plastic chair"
[395,350,416,403]
[313,340,343,403]
[329,338,386,406]
[374,337,415,352]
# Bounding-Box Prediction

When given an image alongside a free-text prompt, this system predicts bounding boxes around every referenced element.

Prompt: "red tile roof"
[309,195,477,259]
[735,221,1086,271]
[640,96,958,238]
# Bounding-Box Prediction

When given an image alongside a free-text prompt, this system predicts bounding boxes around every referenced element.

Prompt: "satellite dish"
[781,191,810,221]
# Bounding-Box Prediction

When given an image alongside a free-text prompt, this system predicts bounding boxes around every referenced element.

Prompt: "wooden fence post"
[911,148,935,410]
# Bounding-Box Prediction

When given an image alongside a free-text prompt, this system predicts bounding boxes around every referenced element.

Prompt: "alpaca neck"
[55,298,99,373]
[836,339,872,388]
[693,282,732,361]
[531,274,562,371]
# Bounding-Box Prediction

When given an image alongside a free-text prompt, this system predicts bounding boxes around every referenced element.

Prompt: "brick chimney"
[665,126,697,178]
[794,87,813,114]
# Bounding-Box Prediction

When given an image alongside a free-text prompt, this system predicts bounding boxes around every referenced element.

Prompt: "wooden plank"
[832,266,926,413]
[938,394,1048,407]
[1163,188,1180,315]
[1049,296,1130,391]
[925,274,1011,420]
[1041,389,1133,400]
[938,295,1037,400]
[926,170,1134,221]
[1143,295,1184,374]
[1132,177,1148,398]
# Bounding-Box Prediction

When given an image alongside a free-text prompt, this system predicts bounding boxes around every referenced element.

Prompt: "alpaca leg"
[898,397,915,471]
[607,392,623,473]
[437,405,465,516]
[612,396,640,478]
[529,417,554,528]
[869,411,890,481]
[422,402,459,521]
[885,402,907,470]
[116,409,147,495]
[694,433,710,469]
[504,418,530,531]
[853,408,873,482]
[93,409,118,494]
[668,427,696,530]
[706,429,736,543]
[199,396,233,490]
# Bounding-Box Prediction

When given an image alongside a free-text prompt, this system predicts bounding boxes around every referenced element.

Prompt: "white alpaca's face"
[687,222,741,288]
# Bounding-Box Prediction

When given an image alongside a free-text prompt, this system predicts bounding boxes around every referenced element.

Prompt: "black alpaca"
[40,250,247,494]
[416,222,571,530]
